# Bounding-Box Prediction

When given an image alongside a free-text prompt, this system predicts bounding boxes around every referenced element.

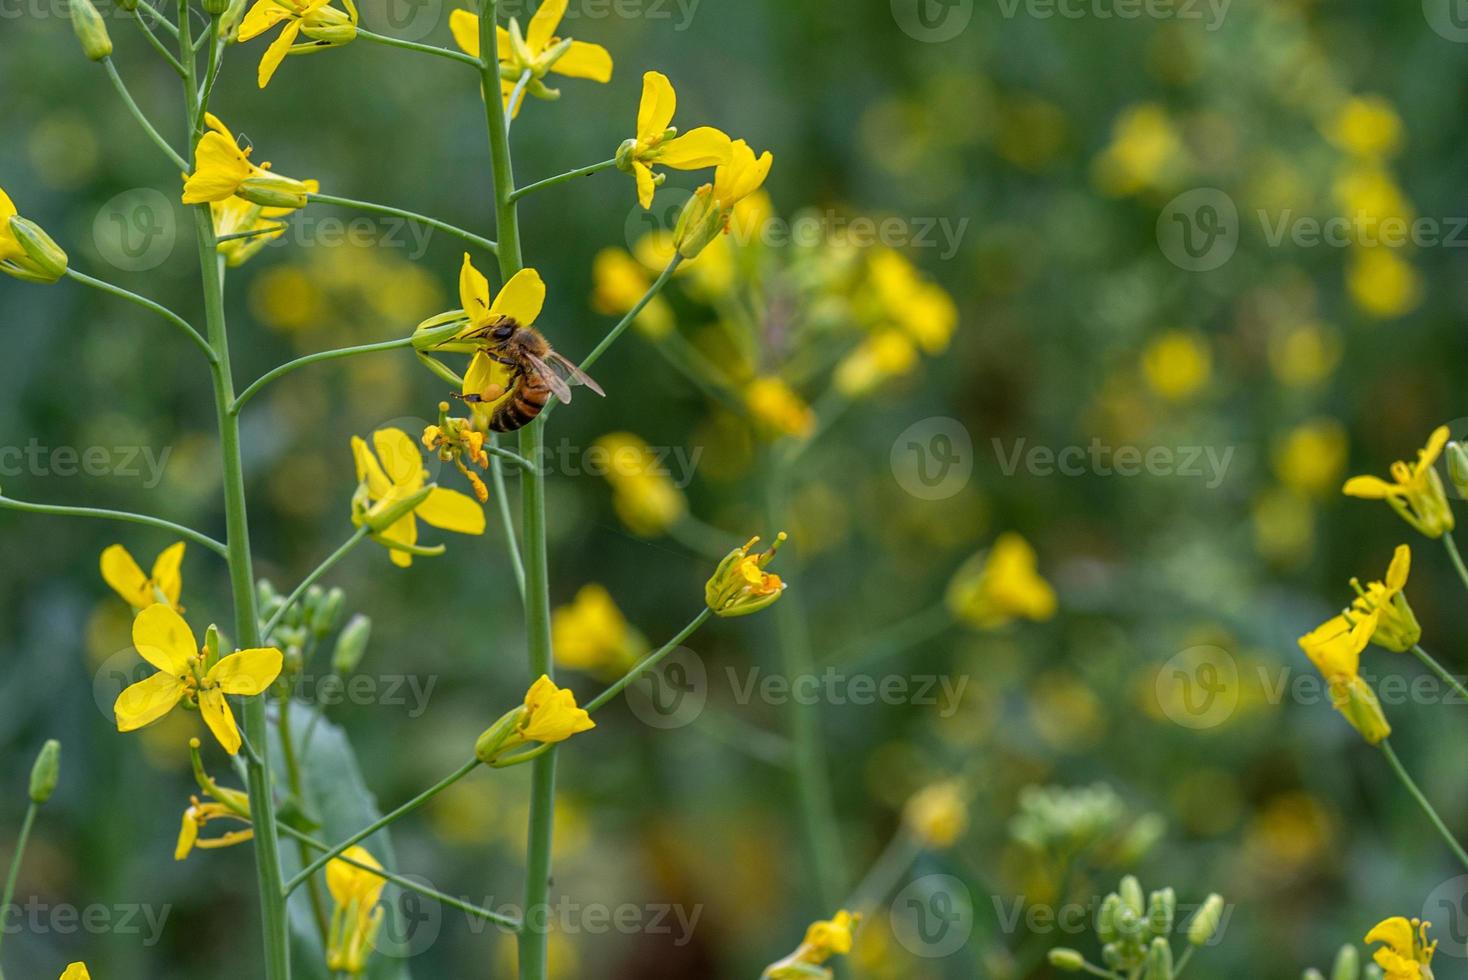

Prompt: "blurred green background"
[5,0,1468,976]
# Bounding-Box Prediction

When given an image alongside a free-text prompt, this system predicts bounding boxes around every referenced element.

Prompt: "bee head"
[489,319,517,342]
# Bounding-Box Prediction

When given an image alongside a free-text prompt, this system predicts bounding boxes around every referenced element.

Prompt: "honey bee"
[457,316,605,432]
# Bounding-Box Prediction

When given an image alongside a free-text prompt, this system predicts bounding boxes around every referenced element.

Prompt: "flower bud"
[672,184,722,259]
[331,614,372,676]
[1147,888,1175,938]
[219,0,250,36]
[8,217,69,282]
[1187,894,1225,946]
[69,0,112,60]
[1119,876,1144,916]
[705,532,788,618]
[474,707,525,765]
[29,739,61,804]
[1097,894,1121,945]
[1331,675,1392,745]
[201,0,230,15]
[1147,938,1174,980]
[312,587,345,637]
[614,138,638,174]
[1448,441,1468,500]
[238,173,311,210]
[1047,949,1085,972]
[1331,944,1360,980]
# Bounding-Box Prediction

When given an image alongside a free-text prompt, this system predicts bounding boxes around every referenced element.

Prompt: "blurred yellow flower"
[100,541,184,611]
[1092,103,1183,197]
[1366,917,1436,980]
[1332,165,1414,232]
[1266,321,1340,388]
[519,675,596,744]
[595,432,688,536]
[591,247,674,338]
[903,780,968,848]
[326,846,385,975]
[834,330,919,397]
[449,0,611,113]
[946,533,1057,630]
[706,533,788,618]
[1141,330,1210,401]
[238,0,358,89]
[351,428,486,567]
[1272,419,1347,497]
[1349,545,1420,653]
[1342,425,1455,538]
[618,71,732,209]
[1346,248,1421,319]
[212,186,317,266]
[114,605,283,755]
[745,377,815,440]
[552,583,648,677]
[763,910,859,977]
[1298,610,1390,744]
[867,249,957,354]
[249,266,326,330]
[1324,96,1403,159]
[182,115,312,208]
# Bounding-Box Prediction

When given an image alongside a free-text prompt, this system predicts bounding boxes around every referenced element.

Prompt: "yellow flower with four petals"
[450,0,611,115]
[237,0,359,89]
[617,71,732,209]
[182,115,313,211]
[351,427,486,567]
[100,541,185,611]
[1343,425,1455,538]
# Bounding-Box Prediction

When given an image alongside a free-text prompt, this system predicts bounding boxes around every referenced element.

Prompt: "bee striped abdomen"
[489,377,550,432]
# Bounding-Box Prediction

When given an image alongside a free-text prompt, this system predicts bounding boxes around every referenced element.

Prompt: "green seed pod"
[29,740,61,804]
[1331,944,1360,980]
[1047,949,1085,972]
[1187,894,1225,947]
[331,614,372,676]
[238,173,311,209]
[1147,938,1174,980]
[1119,876,1145,916]
[69,0,113,60]
[1148,888,1176,938]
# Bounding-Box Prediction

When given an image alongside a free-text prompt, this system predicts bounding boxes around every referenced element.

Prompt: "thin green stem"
[132,9,186,74]
[1172,946,1196,978]
[277,699,331,943]
[233,338,416,414]
[847,829,921,921]
[1379,739,1468,871]
[178,8,291,973]
[504,69,532,127]
[1443,534,1468,595]
[102,58,188,171]
[284,757,482,895]
[276,823,522,930]
[508,158,618,203]
[260,527,370,640]
[137,0,179,37]
[0,804,38,966]
[216,224,286,244]
[1410,644,1468,703]
[0,495,226,556]
[825,602,953,670]
[488,434,526,600]
[356,27,482,68]
[587,608,714,712]
[307,192,497,255]
[194,20,225,131]
[65,268,216,363]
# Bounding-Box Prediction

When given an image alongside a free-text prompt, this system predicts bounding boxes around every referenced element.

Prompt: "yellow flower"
[0,186,68,283]
[1267,321,1341,388]
[326,846,386,975]
[834,330,919,397]
[1349,545,1421,653]
[519,675,596,743]
[618,71,732,209]
[1141,330,1210,401]
[1092,103,1183,197]
[1272,418,1347,498]
[713,139,774,210]
[449,0,611,114]
[60,965,92,980]
[211,185,318,266]
[745,377,815,440]
[946,533,1057,630]
[100,541,185,610]
[1347,248,1421,319]
[672,139,774,258]
[237,0,358,89]
[351,427,486,567]
[1342,425,1455,538]
[176,794,253,860]
[594,432,688,537]
[706,533,787,618]
[591,247,674,338]
[867,249,958,354]
[1298,611,1391,744]
[1324,96,1404,159]
[762,910,860,978]
[552,584,648,677]
[182,115,312,208]
[1366,917,1436,980]
[443,254,549,420]
[904,780,968,848]
[114,605,283,755]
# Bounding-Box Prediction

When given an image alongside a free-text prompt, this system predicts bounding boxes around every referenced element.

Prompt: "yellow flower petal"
[634,161,656,210]
[198,686,243,754]
[553,40,611,81]
[380,512,419,568]
[459,251,492,326]
[114,671,188,732]
[257,18,302,89]
[525,0,566,52]
[182,132,254,204]
[352,435,393,499]
[327,845,386,907]
[637,71,677,141]
[176,808,200,860]
[207,647,284,696]
[238,0,291,41]
[372,427,425,488]
[61,964,92,980]
[656,127,733,169]
[416,487,487,535]
[1385,544,1411,591]
[133,604,198,674]
[713,139,772,206]
[151,541,186,607]
[1421,424,1450,468]
[487,267,546,325]
[100,544,151,608]
[462,351,511,406]
[1342,475,1398,499]
[448,8,491,57]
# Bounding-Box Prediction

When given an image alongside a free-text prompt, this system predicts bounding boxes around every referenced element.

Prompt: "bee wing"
[544,351,606,397]
[523,351,576,403]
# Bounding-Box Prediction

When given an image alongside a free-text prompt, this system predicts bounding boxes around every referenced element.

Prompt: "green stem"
[102,57,188,170]
[233,338,416,414]
[0,804,38,966]
[1410,644,1468,703]
[275,823,521,930]
[846,830,921,920]
[177,8,291,973]
[194,20,225,131]
[356,27,482,68]
[1379,739,1468,871]
[508,158,617,203]
[306,192,497,255]
[260,527,370,640]
[825,602,953,670]
[587,608,713,712]
[277,698,331,943]
[1443,534,1468,594]
[137,0,179,37]
[65,268,216,362]
[488,434,527,601]
[132,9,186,74]
[1172,946,1196,978]
[284,757,482,895]
[0,495,226,556]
